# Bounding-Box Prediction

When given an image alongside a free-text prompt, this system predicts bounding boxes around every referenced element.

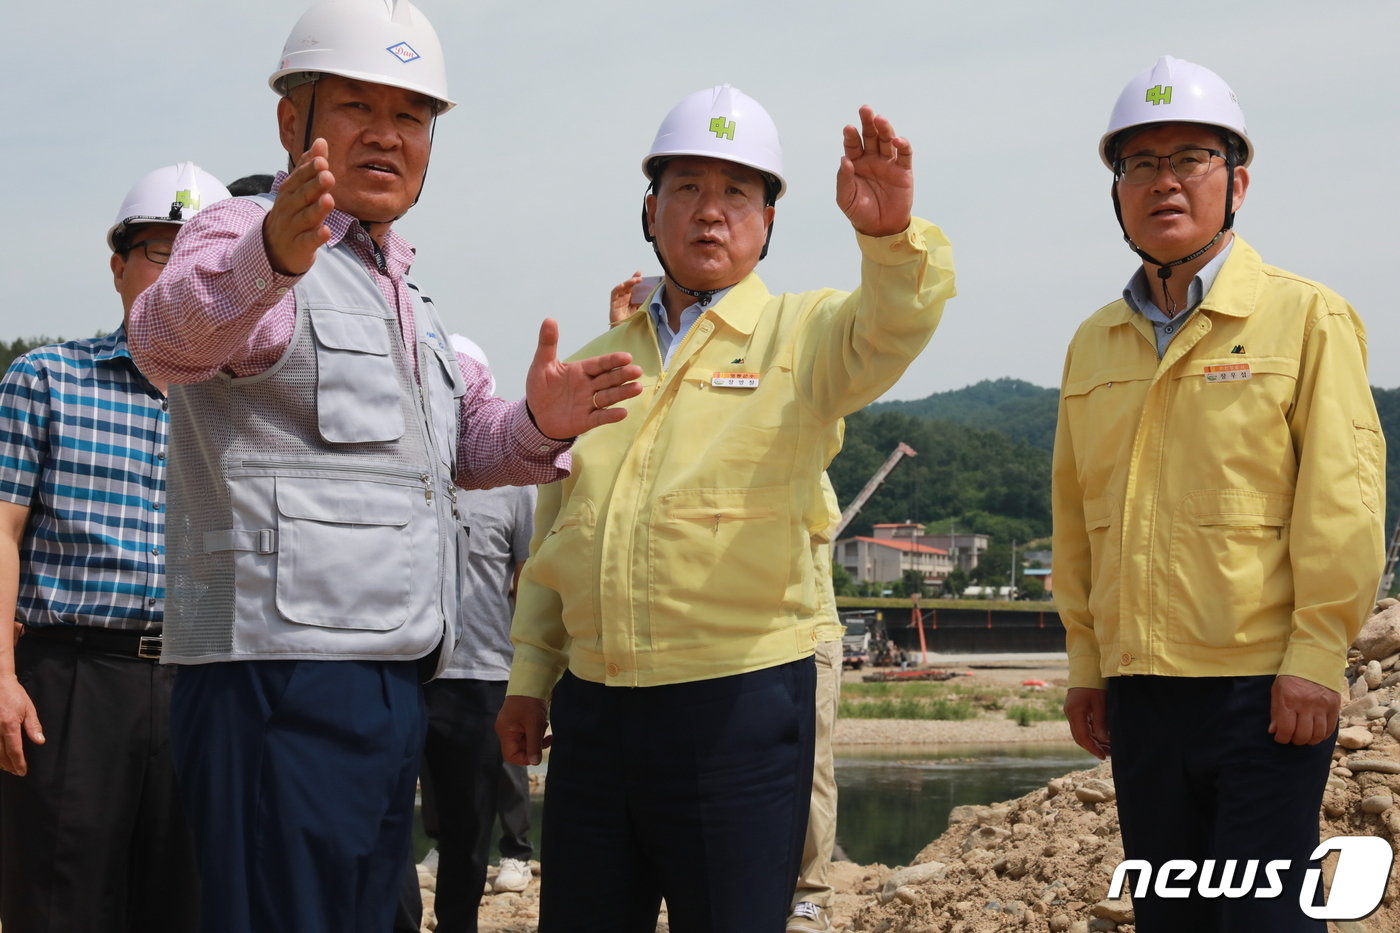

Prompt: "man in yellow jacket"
[497,84,955,933]
[1053,57,1384,932]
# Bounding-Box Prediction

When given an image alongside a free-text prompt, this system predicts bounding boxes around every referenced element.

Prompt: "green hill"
[845,380,1400,550]
[829,408,1050,542]
[869,378,1058,451]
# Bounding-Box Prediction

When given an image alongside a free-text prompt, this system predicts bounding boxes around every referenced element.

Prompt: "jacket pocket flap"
[661,487,781,522]
[276,476,411,526]
[309,308,392,355]
[1182,489,1291,525]
[1063,371,1144,398]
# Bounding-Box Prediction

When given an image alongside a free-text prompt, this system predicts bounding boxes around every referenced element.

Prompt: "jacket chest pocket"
[1169,356,1299,418]
[422,340,466,470]
[1061,371,1150,490]
[310,308,405,444]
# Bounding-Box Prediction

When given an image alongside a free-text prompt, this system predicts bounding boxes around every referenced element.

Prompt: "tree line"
[833,378,1400,595]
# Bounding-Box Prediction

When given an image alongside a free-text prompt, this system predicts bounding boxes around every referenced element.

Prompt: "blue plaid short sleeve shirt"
[0,328,167,631]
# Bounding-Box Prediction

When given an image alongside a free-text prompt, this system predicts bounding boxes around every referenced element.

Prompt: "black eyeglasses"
[1114,148,1224,185]
[122,239,175,265]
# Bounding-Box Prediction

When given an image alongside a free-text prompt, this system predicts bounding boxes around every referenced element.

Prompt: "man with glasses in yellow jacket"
[1053,57,1385,932]
[498,84,955,933]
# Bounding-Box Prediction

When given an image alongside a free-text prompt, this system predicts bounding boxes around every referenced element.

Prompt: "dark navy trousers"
[1108,675,1334,933]
[539,658,816,933]
[170,659,425,933]
[418,678,508,933]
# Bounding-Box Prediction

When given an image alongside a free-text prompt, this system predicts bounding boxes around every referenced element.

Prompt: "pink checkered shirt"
[127,174,569,488]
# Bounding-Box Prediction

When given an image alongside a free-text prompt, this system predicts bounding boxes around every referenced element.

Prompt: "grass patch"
[838,697,979,720]
[1005,703,1065,727]
[838,680,1067,722]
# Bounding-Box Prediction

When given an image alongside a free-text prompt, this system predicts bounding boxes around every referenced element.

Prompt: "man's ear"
[277,96,299,159]
[110,252,126,295]
[644,193,658,240]
[1230,165,1249,214]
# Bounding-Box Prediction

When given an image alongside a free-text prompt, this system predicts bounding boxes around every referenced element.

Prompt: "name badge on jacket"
[1203,363,1251,383]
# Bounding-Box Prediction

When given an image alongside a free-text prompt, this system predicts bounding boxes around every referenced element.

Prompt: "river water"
[831,742,1096,866]
[418,742,1095,868]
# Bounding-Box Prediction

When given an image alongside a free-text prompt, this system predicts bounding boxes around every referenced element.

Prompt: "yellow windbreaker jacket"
[508,219,955,697]
[1052,237,1384,693]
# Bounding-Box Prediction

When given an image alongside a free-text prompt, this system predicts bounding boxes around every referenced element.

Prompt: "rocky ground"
[847,602,1400,933]
[424,615,1400,932]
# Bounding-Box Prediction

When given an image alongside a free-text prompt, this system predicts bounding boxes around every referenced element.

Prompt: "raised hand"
[609,271,644,325]
[836,106,914,238]
[263,138,335,276]
[525,319,643,440]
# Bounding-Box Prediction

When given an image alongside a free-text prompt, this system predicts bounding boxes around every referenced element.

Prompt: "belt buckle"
[137,635,162,660]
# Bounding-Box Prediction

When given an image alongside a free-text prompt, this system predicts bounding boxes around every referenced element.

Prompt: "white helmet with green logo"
[269,0,455,114]
[107,162,231,252]
[643,84,785,199]
[1099,56,1251,169]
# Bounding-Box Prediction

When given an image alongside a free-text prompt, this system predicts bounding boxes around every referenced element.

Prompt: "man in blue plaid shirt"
[0,163,229,933]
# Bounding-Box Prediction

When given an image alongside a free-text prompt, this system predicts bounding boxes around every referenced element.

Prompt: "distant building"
[834,534,952,588]
[1021,567,1053,595]
[835,523,989,588]
[920,533,989,573]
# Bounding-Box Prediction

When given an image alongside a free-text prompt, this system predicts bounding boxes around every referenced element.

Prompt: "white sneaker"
[493,857,532,893]
[787,901,832,933]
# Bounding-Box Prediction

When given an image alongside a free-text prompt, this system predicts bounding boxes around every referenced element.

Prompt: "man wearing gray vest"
[127,3,640,932]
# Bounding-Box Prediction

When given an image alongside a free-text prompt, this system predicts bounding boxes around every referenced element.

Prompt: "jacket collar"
[1096,235,1262,327]
[700,272,770,336]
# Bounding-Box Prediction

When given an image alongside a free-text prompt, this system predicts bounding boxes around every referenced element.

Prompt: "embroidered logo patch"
[1231,345,1246,354]
[386,42,421,64]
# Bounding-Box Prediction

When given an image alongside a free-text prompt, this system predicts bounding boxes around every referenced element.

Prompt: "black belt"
[24,625,162,660]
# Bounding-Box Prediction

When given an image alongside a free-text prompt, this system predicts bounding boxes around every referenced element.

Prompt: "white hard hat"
[450,333,494,395]
[269,0,455,114]
[107,162,232,252]
[1100,56,1251,169]
[643,84,785,199]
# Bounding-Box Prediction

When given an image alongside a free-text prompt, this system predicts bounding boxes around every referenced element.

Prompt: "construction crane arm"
[833,442,917,539]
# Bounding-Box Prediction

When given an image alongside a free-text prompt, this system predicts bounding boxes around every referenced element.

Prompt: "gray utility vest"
[163,201,465,672]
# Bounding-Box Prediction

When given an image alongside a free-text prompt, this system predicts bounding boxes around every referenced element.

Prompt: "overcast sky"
[6,0,1396,400]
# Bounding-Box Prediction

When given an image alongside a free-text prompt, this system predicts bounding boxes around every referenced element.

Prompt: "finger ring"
[591,391,601,411]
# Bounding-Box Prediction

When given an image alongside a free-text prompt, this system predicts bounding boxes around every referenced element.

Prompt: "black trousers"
[419,678,508,933]
[539,659,816,933]
[1108,675,1334,933]
[0,634,199,933]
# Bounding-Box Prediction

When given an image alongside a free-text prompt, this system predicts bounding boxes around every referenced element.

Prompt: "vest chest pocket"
[422,340,466,470]
[273,475,419,630]
[310,308,406,443]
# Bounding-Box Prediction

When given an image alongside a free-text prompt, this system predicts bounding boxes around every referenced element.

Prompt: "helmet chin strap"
[1112,149,1238,315]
